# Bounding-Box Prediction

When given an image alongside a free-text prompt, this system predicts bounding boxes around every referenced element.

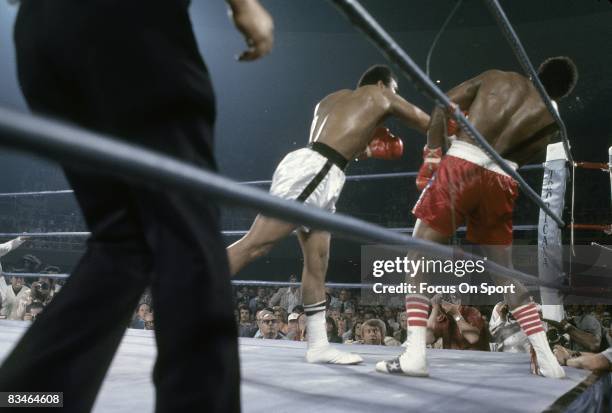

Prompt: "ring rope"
[0,225,541,239]
[0,165,547,197]
[328,0,565,228]
[0,106,562,291]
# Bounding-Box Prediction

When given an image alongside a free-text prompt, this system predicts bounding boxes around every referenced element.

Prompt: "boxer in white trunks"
[227,65,430,364]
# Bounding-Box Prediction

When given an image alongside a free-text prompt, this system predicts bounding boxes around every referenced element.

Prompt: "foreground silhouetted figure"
[0,1,273,411]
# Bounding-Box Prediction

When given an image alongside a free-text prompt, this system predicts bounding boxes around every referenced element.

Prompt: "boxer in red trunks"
[377,57,578,379]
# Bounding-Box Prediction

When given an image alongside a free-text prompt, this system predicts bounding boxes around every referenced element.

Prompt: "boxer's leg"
[376,219,451,376]
[227,215,296,275]
[297,230,362,364]
[483,244,565,378]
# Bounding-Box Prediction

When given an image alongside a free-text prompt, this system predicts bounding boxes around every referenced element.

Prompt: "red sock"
[405,295,430,328]
[512,302,545,336]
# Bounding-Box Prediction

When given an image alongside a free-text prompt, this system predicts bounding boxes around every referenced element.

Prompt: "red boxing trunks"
[412,140,519,245]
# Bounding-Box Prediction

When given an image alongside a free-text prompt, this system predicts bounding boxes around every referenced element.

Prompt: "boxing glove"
[416,145,442,191]
[363,127,404,160]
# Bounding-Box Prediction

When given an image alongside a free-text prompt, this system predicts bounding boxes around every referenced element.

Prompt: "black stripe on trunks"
[296,161,333,203]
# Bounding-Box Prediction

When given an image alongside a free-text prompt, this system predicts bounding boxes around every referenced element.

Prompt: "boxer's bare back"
[310,82,430,159]
[441,70,558,165]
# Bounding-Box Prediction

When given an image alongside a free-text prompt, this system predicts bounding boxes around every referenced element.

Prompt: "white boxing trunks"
[269,142,348,219]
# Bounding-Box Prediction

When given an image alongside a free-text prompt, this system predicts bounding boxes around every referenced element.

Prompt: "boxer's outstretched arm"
[426,73,486,149]
[387,94,430,135]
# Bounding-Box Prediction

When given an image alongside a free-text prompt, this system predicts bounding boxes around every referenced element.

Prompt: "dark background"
[0,0,610,281]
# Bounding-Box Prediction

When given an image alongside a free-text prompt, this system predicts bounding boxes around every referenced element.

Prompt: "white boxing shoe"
[531,346,566,378]
[375,349,428,377]
[306,345,363,365]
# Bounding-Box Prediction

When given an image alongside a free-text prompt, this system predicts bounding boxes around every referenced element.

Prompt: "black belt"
[308,142,349,171]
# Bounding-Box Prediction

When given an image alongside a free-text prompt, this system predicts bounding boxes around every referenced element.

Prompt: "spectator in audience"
[602,315,611,348]
[361,319,385,345]
[14,254,43,274]
[393,311,407,344]
[326,316,343,343]
[286,313,302,341]
[546,305,602,353]
[336,316,348,339]
[273,306,289,335]
[130,303,151,329]
[345,320,364,343]
[328,307,341,324]
[297,313,307,341]
[427,294,488,351]
[259,311,285,340]
[238,304,257,338]
[0,276,31,320]
[383,307,398,337]
[335,289,354,314]
[144,311,155,330]
[489,301,530,353]
[554,345,612,372]
[249,287,268,315]
[253,308,272,339]
[24,301,44,322]
[269,275,302,313]
[363,309,376,322]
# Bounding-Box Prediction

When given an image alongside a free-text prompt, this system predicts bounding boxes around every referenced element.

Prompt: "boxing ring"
[0,320,609,413]
[1,0,611,412]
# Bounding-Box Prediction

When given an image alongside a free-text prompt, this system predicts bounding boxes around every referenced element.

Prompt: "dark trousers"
[0,1,240,412]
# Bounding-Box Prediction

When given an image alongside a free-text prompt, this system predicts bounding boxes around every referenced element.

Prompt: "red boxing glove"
[416,145,442,191]
[365,127,404,160]
[447,110,469,136]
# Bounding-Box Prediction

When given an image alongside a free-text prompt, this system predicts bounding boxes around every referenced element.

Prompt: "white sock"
[402,295,429,355]
[306,310,328,349]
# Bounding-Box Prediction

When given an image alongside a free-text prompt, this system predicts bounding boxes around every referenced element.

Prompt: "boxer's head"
[358,65,398,94]
[537,56,578,100]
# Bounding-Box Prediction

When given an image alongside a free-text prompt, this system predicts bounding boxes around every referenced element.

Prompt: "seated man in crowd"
[554,345,612,372]
[249,287,269,315]
[393,311,408,344]
[258,310,286,340]
[130,303,151,329]
[489,301,530,353]
[326,316,343,343]
[238,304,257,338]
[427,295,488,351]
[0,275,31,321]
[545,305,603,354]
[330,289,354,314]
[268,275,302,313]
[272,306,289,336]
[361,319,385,345]
[286,312,303,340]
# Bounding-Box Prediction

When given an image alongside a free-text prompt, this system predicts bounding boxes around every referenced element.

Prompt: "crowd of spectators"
[0,253,64,322]
[1,254,610,373]
[230,277,612,372]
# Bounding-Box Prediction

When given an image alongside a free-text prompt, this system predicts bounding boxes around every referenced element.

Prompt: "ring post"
[538,143,567,321]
